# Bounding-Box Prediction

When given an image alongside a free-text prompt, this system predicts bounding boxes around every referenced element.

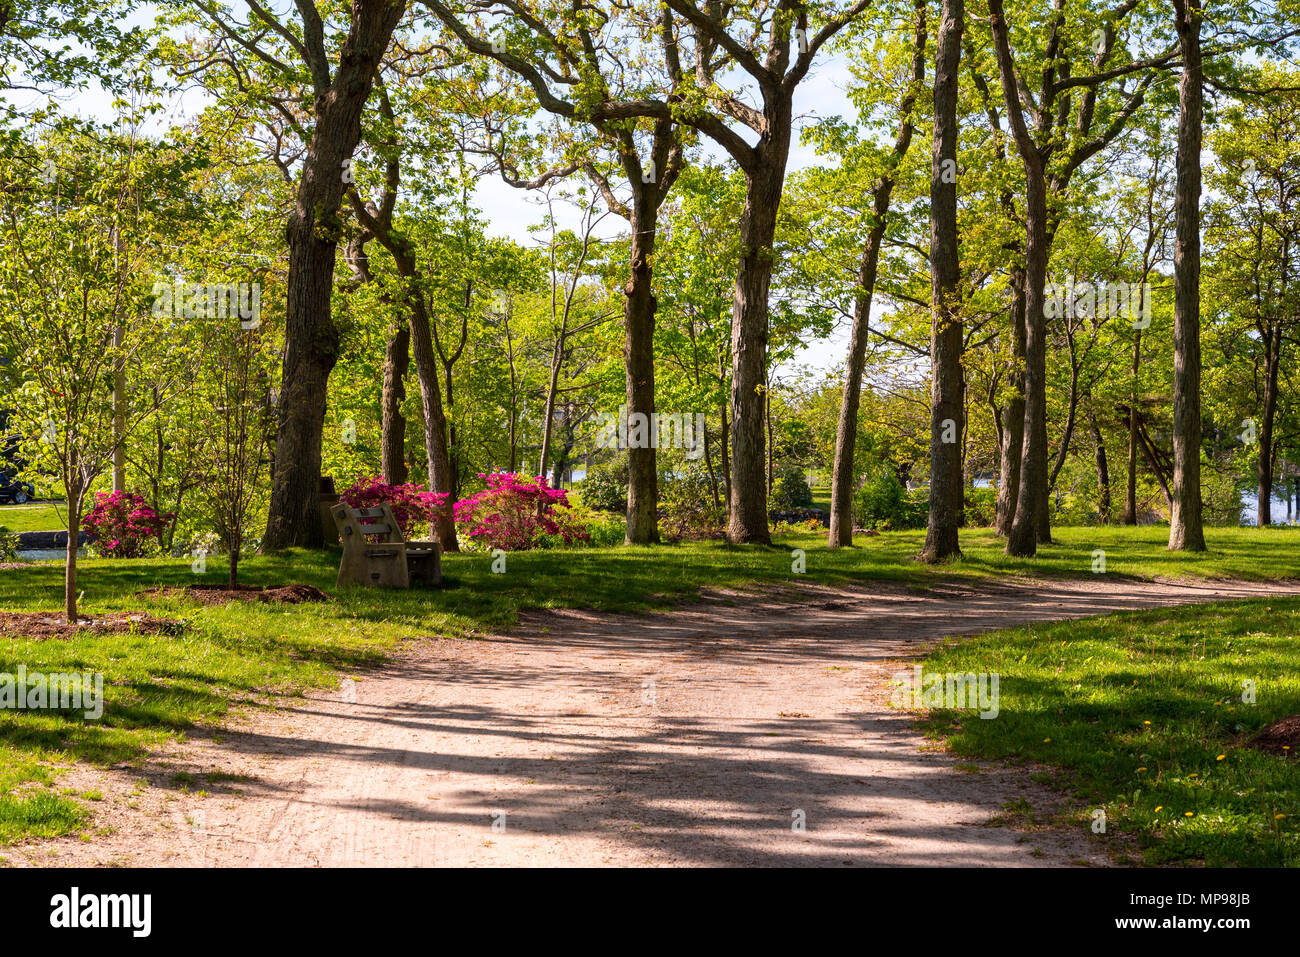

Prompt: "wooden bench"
[331,503,442,589]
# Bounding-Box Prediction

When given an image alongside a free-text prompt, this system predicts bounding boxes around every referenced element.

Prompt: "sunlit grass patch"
[915,596,1300,866]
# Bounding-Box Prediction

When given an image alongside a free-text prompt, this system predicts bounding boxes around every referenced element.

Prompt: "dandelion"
[1184,812,1193,817]
[1043,737,1051,743]
[1143,720,1151,726]
[1154,806,1163,813]
[1216,754,1225,761]
[1136,766,1147,772]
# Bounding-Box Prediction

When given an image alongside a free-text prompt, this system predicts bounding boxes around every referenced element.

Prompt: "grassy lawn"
[914,597,1300,866]
[0,524,1298,849]
[0,503,66,533]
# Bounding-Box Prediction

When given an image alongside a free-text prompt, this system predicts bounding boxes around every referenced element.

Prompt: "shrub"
[81,491,175,558]
[659,460,726,541]
[963,486,998,527]
[0,526,17,561]
[560,500,626,546]
[772,462,813,510]
[453,472,589,550]
[339,477,450,540]
[852,469,926,530]
[576,457,628,513]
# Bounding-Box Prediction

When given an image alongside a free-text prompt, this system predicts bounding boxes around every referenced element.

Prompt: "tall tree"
[922,0,964,561]
[1168,0,1207,549]
[422,0,685,544]
[658,0,871,543]
[168,0,410,548]
[828,0,926,547]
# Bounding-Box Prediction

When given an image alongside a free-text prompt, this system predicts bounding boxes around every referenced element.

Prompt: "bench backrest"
[331,503,406,547]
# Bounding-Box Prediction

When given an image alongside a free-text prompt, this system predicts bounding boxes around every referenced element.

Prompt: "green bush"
[772,462,813,510]
[0,525,18,561]
[963,487,997,527]
[853,469,927,530]
[576,457,628,513]
[659,459,726,541]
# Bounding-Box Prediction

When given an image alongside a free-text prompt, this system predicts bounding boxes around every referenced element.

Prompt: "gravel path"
[10,575,1296,868]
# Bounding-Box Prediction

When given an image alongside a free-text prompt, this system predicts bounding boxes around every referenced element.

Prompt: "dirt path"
[9,576,1296,868]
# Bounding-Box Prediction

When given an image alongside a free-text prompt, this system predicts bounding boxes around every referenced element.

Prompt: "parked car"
[0,474,35,504]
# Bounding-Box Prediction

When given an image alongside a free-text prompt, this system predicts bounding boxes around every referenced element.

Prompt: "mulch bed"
[140,583,330,605]
[1246,714,1300,757]
[0,611,185,640]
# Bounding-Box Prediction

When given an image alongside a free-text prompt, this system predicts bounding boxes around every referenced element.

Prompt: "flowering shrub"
[453,472,590,550]
[338,478,449,540]
[81,491,175,558]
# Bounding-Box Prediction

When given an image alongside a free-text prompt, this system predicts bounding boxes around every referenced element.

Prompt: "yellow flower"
[1143,720,1151,726]
[1276,814,1287,820]
[1216,754,1226,761]
[1043,737,1051,743]
[1136,767,1147,772]
[1154,806,1163,813]
[1185,812,1194,817]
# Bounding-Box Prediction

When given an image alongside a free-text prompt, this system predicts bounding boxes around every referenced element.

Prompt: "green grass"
[0,503,66,533]
[1,523,1299,847]
[913,597,1300,866]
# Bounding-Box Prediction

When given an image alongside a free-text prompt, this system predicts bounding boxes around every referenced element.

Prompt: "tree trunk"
[624,191,660,544]
[989,0,1050,557]
[407,296,460,550]
[1123,333,1141,524]
[112,322,125,493]
[1169,0,1207,551]
[64,481,82,624]
[921,0,964,563]
[263,0,405,549]
[1090,412,1111,523]
[719,397,732,507]
[765,381,774,497]
[727,154,786,544]
[1258,325,1282,526]
[829,0,925,548]
[995,268,1026,535]
[381,322,410,485]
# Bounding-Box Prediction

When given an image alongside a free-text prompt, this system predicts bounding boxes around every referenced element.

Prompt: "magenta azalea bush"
[81,491,175,558]
[453,472,589,550]
[339,477,450,540]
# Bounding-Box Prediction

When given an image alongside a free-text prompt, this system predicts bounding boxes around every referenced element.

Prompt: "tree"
[162,0,409,548]
[199,325,275,587]
[1168,0,1207,550]
[921,0,965,562]
[827,0,926,547]
[422,0,687,544]
[0,129,182,620]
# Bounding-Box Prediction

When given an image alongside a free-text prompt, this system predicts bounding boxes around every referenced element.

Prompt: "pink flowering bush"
[82,491,175,558]
[453,472,590,550]
[339,477,450,540]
